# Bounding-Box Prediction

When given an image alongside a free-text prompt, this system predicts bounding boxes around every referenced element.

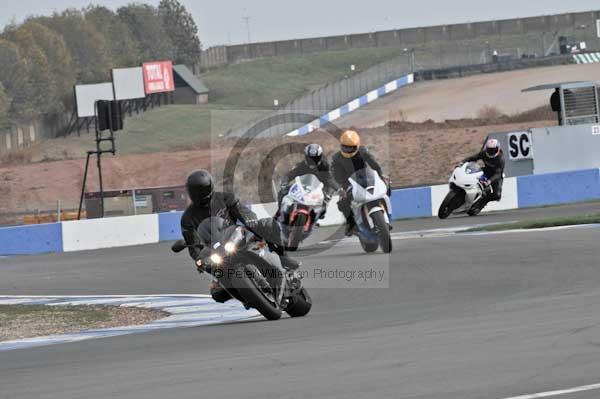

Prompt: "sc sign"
[508,132,533,160]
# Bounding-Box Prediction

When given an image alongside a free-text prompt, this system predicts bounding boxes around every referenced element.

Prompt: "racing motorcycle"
[171,217,312,321]
[347,168,393,254]
[438,162,491,219]
[277,174,326,251]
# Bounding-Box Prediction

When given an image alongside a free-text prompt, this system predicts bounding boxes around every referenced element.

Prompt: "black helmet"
[304,144,324,169]
[186,170,214,206]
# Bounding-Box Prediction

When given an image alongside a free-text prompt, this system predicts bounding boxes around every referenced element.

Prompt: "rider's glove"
[196,259,204,273]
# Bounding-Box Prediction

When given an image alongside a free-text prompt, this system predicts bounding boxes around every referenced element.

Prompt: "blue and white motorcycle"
[347,168,393,254]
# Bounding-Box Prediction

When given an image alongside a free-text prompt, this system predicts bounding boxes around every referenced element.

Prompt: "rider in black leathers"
[181,170,299,303]
[461,138,506,211]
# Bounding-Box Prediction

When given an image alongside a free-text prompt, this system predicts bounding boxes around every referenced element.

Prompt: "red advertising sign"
[142,61,175,94]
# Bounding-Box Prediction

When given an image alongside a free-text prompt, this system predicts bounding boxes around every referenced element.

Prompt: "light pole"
[243,16,252,44]
[404,48,415,73]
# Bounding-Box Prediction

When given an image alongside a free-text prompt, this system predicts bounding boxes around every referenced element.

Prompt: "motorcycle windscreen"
[196,217,228,248]
[348,168,377,189]
[296,174,323,192]
[465,162,482,174]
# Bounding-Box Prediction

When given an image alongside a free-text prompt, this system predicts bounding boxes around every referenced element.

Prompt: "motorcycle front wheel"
[371,210,392,254]
[287,213,308,251]
[438,190,464,219]
[235,264,282,321]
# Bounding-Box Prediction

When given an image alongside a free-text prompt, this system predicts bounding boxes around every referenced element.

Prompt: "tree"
[85,6,142,67]
[0,84,10,129]
[158,0,202,65]
[117,4,175,61]
[0,39,33,120]
[4,21,75,114]
[39,9,111,83]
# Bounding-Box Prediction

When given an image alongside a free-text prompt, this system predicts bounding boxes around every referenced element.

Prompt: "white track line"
[503,382,600,399]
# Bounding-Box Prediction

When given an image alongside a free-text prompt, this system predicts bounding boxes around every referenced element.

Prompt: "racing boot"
[210,280,233,304]
[280,254,301,271]
[344,215,357,237]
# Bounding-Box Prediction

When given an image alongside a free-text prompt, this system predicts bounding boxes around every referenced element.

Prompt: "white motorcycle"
[438,162,490,219]
[348,168,393,254]
[277,174,326,251]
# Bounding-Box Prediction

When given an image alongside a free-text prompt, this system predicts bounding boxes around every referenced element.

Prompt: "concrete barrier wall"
[0,223,63,255]
[158,212,184,242]
[517,169,600,208]
[2,169,599,256]
[61,214,159,252]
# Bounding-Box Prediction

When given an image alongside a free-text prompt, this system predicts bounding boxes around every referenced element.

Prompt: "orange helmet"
[340,130,360,158]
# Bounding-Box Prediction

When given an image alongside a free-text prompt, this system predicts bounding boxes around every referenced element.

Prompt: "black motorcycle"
[172,217,312,321]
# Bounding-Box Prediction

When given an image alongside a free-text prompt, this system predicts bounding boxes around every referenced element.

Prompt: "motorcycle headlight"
[210,253,223,265]
[224,242,237,254]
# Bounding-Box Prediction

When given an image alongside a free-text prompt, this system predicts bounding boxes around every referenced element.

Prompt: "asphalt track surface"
[1,201,600,399]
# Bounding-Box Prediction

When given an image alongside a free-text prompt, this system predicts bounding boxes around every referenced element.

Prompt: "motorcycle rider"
[331,130,388,236]
[461,138,505,211]
[277,144,337,218]
[181,170,300,303]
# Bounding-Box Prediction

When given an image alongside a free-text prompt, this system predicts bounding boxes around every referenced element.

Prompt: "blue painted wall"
[0,223,63,255]
[517,169,600,208]
[391,187,432,220]
[158,212,184,241]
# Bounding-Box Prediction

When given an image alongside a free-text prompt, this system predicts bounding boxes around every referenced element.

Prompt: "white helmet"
[485,139,500,158]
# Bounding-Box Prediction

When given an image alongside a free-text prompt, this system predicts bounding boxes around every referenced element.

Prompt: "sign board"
[597,19,600,38]
[134,195,149,208]
[112,67,146,100]
[75,83,115,118]
[142,61,175,94]
[592,125,600,136]
[508,132,533,160]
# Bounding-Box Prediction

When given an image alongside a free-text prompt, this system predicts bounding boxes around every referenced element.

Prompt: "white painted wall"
[62,214,159,252]
[250,202,277,220]
[483,177,518,212]
[430,184,449,217]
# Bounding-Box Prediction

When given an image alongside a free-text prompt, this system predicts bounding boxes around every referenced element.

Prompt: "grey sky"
[0,0,598,47]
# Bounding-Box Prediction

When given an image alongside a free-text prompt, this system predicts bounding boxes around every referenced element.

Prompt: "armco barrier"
[517,169,600,208]
[2,168,600,256]
[0,223,63,255]
[61,214,159,252]
[287,74,414,137]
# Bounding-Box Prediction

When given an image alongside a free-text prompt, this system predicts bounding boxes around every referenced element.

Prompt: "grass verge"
[465,213,600,233]
[0,305,168,341]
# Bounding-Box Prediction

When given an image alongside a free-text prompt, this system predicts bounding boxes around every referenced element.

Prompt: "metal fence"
[226,51,576,139]
[201,10,600,69]
[227,54,413,138]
